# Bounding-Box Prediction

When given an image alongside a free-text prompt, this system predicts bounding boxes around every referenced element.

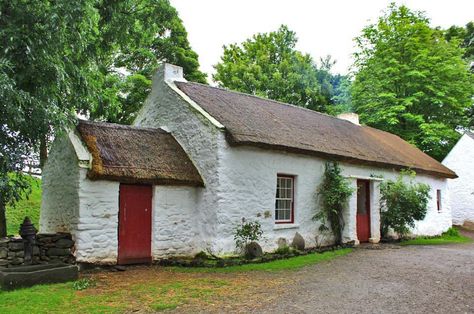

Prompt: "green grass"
[0,249,351,313]
[6,176,41,235]
[0,278,229,314]
[175,248,353,273]
[401,227,472,246]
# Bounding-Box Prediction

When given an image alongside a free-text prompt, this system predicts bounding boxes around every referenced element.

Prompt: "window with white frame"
[275,175,294,223]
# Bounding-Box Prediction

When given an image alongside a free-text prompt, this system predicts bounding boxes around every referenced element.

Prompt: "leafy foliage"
[352,4,474,160]
[0,0,205,235]
[233,219,263,250]
[380,170,430,237]
[72,278,96,291]
[214,25,348,113]
[445,21,474,70]
[314,162,354,244]
[89,0,207,123]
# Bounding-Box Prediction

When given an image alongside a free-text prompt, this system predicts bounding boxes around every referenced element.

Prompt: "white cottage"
[41,63,456,265]
[442,132,474,227]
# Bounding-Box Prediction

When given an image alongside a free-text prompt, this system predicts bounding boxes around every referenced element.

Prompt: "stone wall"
[0,233,74,267]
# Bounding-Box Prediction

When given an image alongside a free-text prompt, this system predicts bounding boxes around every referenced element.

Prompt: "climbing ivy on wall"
[314,162,354,245]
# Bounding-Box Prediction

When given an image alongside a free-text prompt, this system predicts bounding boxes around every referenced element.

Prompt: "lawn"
[6,176,41,235]
[0,249,352,313]
[175,248,353,273]
[400,227,472,246]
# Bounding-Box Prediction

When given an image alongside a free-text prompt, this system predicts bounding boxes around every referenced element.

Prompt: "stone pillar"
[369,181,381,244]
[342,179,359,244]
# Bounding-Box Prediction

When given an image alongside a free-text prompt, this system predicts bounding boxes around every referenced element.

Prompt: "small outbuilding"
[442,132,474,228]
[41,63,457,265]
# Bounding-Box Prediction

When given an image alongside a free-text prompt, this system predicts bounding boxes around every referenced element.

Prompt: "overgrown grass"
[401,227,472,246]
[175,248,353,273]
[6,176,41,235]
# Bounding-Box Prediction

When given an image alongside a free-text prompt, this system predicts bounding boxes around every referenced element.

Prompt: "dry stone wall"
[0,233,74,267]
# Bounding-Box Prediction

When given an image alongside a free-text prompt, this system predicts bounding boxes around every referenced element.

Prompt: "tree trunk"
[0,200,7,238]
[39,135,48,169]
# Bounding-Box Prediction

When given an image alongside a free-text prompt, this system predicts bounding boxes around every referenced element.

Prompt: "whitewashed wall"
[74,170,119,264]
[40,135,80,233]
[443,134,474,225]
[213,144,452,253]
[134,66,224,253]
[152,186,201,258]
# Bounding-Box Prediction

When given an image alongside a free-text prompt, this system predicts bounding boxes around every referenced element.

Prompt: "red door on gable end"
[118,184,152,265]
[356,180,371,243]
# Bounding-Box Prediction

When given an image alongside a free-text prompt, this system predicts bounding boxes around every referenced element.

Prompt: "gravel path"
[184,231,474,314]
[254,237,474,314]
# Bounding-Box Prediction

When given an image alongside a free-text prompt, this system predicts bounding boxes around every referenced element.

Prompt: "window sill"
[273,224,300,230]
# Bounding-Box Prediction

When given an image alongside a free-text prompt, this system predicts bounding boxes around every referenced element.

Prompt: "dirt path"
[178,238,474,313]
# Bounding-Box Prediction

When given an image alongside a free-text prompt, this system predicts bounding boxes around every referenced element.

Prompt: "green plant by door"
[314,162,354,244]
[380,170,430,238]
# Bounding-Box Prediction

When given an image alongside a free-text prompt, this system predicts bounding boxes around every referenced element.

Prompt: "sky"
[170,0,474,80]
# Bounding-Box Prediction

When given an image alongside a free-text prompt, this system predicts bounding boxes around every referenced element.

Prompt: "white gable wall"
[40,134,80,233]
[443,134,474,225]
[134,67,222,254]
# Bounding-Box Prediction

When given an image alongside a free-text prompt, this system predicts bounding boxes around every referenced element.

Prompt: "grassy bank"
[401,227,471,246]
[175,248,353,273]
[5,176,41,235]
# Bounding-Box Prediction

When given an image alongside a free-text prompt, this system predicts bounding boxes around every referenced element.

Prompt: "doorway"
[118,184,152,265]
[356,180,371,242]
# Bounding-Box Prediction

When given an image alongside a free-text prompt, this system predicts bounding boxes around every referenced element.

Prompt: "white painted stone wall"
[134,66,223,254]
[75,169,120,264]
[40,135,80,233]
[443,134,474,225]
[41,64,454,263]
[213,143,452,253]
[152,186,201,258]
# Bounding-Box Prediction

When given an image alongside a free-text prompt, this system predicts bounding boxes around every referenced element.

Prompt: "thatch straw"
[77,120,204,186]
[176,81,456,179]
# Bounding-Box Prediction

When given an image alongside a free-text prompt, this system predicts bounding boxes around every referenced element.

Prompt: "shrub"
[72,278,96,291]
[442,227,460,237]
[274,245,292,255]
[314,162,354,244]
[380,170,430,238]
[233,219,263,250]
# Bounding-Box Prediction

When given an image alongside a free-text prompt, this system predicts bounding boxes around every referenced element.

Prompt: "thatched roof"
[76,120,204,186]
[175,81,456,179]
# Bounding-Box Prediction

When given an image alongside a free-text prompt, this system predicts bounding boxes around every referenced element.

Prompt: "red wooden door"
[356,180,371,242]
[118,184,152,265]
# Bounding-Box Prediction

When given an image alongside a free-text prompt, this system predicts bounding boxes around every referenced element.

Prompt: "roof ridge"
[78,119,168,133]
[176,81,360,126]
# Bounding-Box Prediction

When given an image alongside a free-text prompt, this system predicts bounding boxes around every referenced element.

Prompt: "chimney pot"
[161,63,186,82]
[337,112,360,125]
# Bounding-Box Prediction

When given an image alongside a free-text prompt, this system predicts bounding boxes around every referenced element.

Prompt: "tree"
[352,4,474,160]
[214,25,333,113]
[90,0,207,124]
[0,0,205,235]
[445,21,474,70]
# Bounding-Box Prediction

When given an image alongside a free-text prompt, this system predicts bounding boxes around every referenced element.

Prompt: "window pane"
[275,176,294,222]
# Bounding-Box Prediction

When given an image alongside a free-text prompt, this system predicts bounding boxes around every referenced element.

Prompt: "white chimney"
[337,112,360,125]
[158,63,186,83]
